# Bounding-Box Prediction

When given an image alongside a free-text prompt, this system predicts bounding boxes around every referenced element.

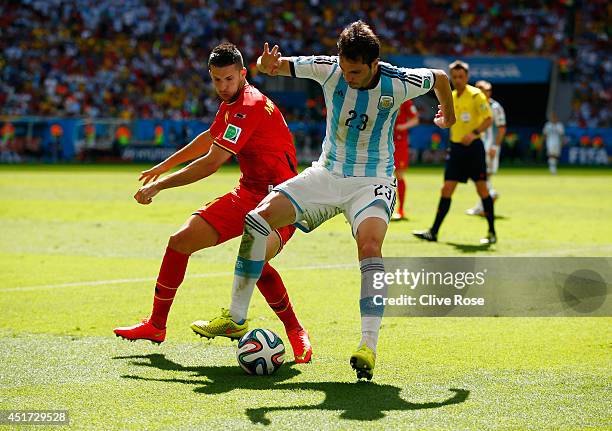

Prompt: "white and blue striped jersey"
[482,98,506,150]
[289,55,434,179]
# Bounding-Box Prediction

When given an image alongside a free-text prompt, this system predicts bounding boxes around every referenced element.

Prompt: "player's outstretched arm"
[139,130,214,185]
[133,145,231,205]
[256,42,291,77]
[431,69,456,129]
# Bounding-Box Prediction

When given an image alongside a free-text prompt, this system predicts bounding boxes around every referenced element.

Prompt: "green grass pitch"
[1,164,611,430]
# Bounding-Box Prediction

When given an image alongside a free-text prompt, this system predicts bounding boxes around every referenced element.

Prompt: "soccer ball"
[236,328,285,375]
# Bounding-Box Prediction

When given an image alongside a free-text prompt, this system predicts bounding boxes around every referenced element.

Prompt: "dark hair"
[449,60,469,73]
[208,43,244,69]
[337,21,380,65]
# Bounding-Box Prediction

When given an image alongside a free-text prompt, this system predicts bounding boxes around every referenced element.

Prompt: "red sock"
[397,177,406,214]
[257,263,301,332]
[150,246,190,329]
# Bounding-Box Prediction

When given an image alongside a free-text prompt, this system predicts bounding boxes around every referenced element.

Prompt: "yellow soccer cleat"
[190,308,248,340]
[350,344,376,381]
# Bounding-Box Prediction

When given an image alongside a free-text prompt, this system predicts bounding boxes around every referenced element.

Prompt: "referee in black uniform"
[414,60,497,244]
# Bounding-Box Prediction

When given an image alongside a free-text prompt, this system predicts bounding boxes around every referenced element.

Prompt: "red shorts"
[394,141,409,170]
[193,186,295,253]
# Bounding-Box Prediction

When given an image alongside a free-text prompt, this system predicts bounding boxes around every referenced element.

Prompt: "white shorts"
[273,165,396,237]
[547,142,561,158]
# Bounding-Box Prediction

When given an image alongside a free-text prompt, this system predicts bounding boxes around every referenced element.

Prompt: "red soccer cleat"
[113,318,166,344]
[286,327,313,363]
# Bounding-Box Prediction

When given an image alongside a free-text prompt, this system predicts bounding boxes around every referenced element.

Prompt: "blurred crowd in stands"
[0,0,609,127]
[563,0,610,128]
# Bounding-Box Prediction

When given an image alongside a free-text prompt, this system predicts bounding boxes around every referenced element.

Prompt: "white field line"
[1,263,355,293]
[4,242,612,293]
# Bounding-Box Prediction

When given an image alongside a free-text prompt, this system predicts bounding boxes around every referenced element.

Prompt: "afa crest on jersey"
[378,95,394,111]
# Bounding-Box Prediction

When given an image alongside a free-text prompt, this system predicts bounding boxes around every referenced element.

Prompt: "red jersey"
[393,100,418,146]
[210,84,297,194]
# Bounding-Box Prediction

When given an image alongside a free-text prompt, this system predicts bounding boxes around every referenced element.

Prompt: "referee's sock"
[431,197,451,235]
[481,196,496,234]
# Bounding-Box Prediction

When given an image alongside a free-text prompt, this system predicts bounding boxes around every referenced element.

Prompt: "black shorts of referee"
[444,139,488,183]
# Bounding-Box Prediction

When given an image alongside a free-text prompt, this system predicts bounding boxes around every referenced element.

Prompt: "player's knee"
[249,207,271,224]
[244,209,274,237]
[248,205,283,230]
[167,231,185,251]
[358,238,383,258]
[168,229,193,254]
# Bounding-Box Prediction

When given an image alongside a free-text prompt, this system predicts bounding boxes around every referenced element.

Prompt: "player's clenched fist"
[134,182,160,204]
[433,110,453,129]
[433,104,455,129]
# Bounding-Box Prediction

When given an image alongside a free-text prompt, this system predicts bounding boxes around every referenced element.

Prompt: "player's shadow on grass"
[113,353,301,392]
[114,354,469,425]
[246,383,468,425]
[444,242,495,253]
